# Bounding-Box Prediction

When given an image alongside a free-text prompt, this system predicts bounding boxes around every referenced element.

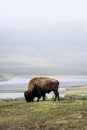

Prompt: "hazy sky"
[0,0,87,75]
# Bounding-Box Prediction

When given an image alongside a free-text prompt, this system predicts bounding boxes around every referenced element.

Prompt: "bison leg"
[37,95,41,102]
[42,93,46,101]
[54,91,60,101]
[58,91,60,101]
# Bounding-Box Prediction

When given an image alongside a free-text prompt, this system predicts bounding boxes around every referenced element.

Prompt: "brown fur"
[24,77,60,102]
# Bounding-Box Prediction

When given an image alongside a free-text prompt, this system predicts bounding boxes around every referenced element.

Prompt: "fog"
[0,0,87,76]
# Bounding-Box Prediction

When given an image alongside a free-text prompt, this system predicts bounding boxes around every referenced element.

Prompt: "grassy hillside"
[61,86,87,95]
[0,96,87,130]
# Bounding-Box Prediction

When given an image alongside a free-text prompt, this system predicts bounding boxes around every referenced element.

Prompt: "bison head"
[24,91,33,102]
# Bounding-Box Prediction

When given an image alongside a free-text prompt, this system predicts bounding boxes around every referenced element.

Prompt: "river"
[0,75,87,99]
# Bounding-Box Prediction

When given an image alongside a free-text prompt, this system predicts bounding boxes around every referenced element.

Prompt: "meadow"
[0,90,87,130]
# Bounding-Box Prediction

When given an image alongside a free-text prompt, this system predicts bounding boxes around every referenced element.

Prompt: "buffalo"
[24,77,60,102]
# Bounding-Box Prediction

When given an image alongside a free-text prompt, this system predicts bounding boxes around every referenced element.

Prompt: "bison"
[24,77,60,102]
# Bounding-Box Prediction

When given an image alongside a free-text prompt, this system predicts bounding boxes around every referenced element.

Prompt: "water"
[0,92,65,99]
[0,92,24,99]
[0,75,87,99]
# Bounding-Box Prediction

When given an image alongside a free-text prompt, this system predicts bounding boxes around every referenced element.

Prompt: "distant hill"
[0,66,87,81]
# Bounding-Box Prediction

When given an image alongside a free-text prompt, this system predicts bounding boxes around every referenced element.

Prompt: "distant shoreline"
[0,85,87,93]
[0,85,87,99]
[0,89,25,93]
[0,74,13,82]
[0,74,87,81]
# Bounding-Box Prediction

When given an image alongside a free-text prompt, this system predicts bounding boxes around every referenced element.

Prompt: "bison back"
[28,77,59,92]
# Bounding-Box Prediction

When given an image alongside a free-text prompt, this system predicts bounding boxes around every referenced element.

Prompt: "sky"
[0,0,87,75]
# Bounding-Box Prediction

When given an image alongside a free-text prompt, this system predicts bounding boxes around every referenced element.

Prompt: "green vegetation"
[0,96,87,130]
[61,86,87,95]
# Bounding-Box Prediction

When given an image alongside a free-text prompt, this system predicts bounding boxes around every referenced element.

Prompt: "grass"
[0,96,87,130]
[60,86,87,95]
